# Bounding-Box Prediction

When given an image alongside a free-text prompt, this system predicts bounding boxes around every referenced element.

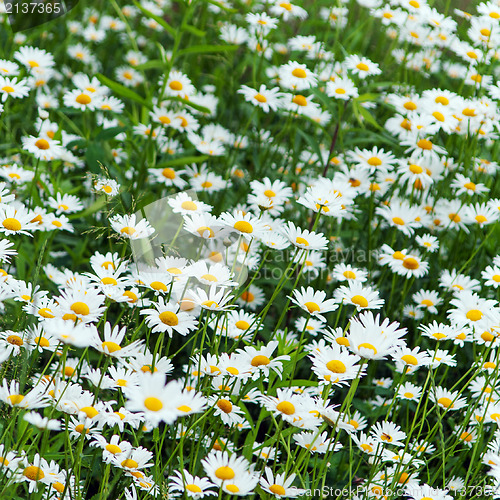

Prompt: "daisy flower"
[289,286,338,321]
[260,388,310,426]
[448,292,498,330]
[347,146,397,174]
[325,77,359,100]
[370,421,407,447]
[219,211,270,241]
[346,311,407,360]
[293,430,340,454]
[451,173,489,196]
[124,373,206,425]
[278,61,317,91]
[281,222,328,251]
[0,205,38,236]
[202,450,253,487]
[190,286,235,311]
[140,298,197,336]
[375,200,424,236]
[236,341,290,380]
[0,76,30,102]
[0,239,17,263]
[413,290,442,315]
[21,135,63,161]
[260,467,305,498]
[92,321,144,357]
[109,214,155,240]
[47,193,84,214]
[309,344,365,386]
[168,192,213,215]
[464,202,499,227]
[430,386,468,411]
[415,233,439,252]
[390,251,429,279]
[334,281,384,311]
[345,54,382,79]
[482,265,500,289]
[0,379,50,409]
[237,84,283,112]
[93,178,120,197]
[169,469,217,498]
[14,46,55,69]
[63,89,102,111]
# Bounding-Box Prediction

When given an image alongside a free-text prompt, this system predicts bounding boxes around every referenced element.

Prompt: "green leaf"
[177,44,239,56]
[135,59,168,71]
[85,142,104,174]
[155,155,209,168]
[162,95,211,114]
[182,23,206,37]
[71,195,109,220]
[96,73,150,108]
[205,0,237,12]
[357,104,384,131]
[95,127,127,141]
[132,0,176,36]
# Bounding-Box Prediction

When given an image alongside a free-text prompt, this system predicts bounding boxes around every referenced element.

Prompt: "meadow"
[0,0,500,499]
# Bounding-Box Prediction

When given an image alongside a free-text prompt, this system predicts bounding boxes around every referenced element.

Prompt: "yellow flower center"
[437,396,453,408]
[217,399,233,413]
[144,397,163,411]
[251,355,270,367]
[270,484,287,495]
[215,466,235,480]
[254,93,267,103]
[186,484,202,493]
[367,157,382,166]
[356,62,369,71]
[403,257,419,269]
[8,394,24,405]
[417,139,432,150]
[304,301,320,313]
[401,354,418,365]
[234,221,253,233]
[150,281,168,291]
[159,311,179,326]
[351,295,368,307]
[6,334,23,346]
[181,200,197,211]
[326,360,346,373]
[71,302,90,316]
[23,466,44,481]
[235,320,250,330]
[102,341,122,353]
[105,444,122,454]
[276,401,295,415]
[76,94,92,105]
[35,138,50,150]
[2,218,21,231]
[292,68,307,78]
[121,459,139,469]
[292,95,307,106]
[466,309,482,321]
[169,80,183,91]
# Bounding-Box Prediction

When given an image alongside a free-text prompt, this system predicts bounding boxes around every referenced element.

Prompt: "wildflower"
[237,84,283,112]
[260,467,306,498]
[289,286,338,321]
[140,298,197,336]
[346,311,407,360]
[124,373,206,426]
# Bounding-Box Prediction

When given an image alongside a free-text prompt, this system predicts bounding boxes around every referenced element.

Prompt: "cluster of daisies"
[2,0,500,499]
